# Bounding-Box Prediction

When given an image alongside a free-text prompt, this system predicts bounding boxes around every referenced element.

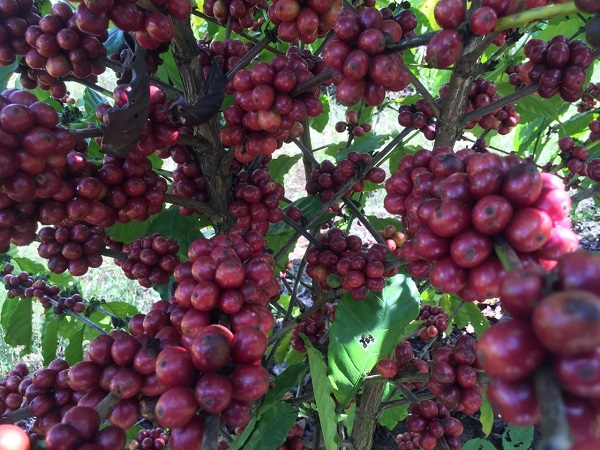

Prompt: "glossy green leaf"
[0,61,17,91]
[83,88,109,117]
[327,274,420,407]
[337,134,390,161]
[41,312,60,365]
[12,256,78,290]
[106,218,158,244]
[154,50,184,91]
[479,389,494,437]
[454,301,490,338]
[269,154,302,186]
[305,341,340,450]
[462,439,498,450]
[230,402,297,450]
[263,362,309,405]
[64,324,85,365]
[310,95,330,133]
[0,297,32,352]
[104,28,125,56]
[502,425,534,450]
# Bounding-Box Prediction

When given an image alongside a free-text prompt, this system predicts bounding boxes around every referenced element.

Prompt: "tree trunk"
[351,382,386,450]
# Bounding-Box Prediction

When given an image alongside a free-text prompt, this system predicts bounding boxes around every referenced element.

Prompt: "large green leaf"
[269,154,302,187]
[232,402,297,450]
[337,134,390,161]
[502,425,534,450]
[305,342,340,450]
[0,297,33,353]
[64,323,85,365]
[310,95,330,133]
[104,27,125,56]
[83,88,109,117]
[453,301,490,338]
[106,217,158,244]
[154,50,184,91]
[327,274,420,407]
[378,383,410,430]
[479,389,494,437]
[41,312,60,365]
[263,362,309,406]
[462,439,497,450]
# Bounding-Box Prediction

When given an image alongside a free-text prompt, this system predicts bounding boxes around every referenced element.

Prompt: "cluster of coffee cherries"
[128,427,170,450]
[229,169,285,235]
[305,152,385,211]
[0,360,29,415]
[117,234,180,287]
[394,431,421,450]
[506,63,523,87]
[404,400,464,450]
[220,50,324,163]
[276,422,310,450]
[377,340,430,388]
[428,335,482,415]
[169,145,209,216]
[0,89,79,249]
[0,0,40,66]
[558,136,591,188]
[20,2,107,98]
[417,304,449,339]
[97,84,189,162]
[384,147,577,301]
[198,38,253,79]
[335,109,372,137]
[269,0,340,44]
[291,306,329,353]
[397,98,437,141]
[305,228,398,300]
[435,0,499,37]
[37,224,108,276]
[576,82,599,112]
[45,405,127,450]
[440,78,521,135]
[377,224,406,253]
[479,250,600,447]
[518,37,594,102]
[323,7,410,106]
[202,0,266,34]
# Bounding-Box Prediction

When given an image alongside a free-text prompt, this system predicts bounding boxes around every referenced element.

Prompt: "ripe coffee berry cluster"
[128,428,170,450]
[577,82,599,112]
[589,117,600,142]
[394,431,421,450]
[99,154,168,224]
[323,7,410,106]
[586,158,600,182]
[21,2,107,98]
[479,250,600,447]
[305,152,386,211]
[335,109,372,137]
[384,147,577,301]
[118,234,180,287]
[305,228,398,300]
[0,359,29,415]
[203,0,265,35]
[397,98,437,141]
[198,38,253,78]
[428,335,482,415]
[220,50,324,163]
[38,224,107,276]
[404,400,464,450]
[291,307,328,352]
[268,0,340,44]
[98,84,188,161]
[169,146,209,217]
[229,169,285,234]
[518,37,594,102]
[45,406,126,450]
[506,64,523,87]
[558,136,591,188]
[417,304,449,339]
[0,0,39,66]
[440,78,520,135]
[276,422,310,450]
[376,340,425,383]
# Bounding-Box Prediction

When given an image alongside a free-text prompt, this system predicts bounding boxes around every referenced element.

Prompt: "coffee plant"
[0,0,599,448]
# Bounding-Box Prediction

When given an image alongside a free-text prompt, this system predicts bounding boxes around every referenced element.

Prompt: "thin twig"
[282,215,323,248]
[341,195,388,247]
[289,70,333,97]
[462,84,539,125]
[571,183,600,203]
[225,33,276,81]
[46,296,108,335]
[71,127,103,139]
[64,76,112,98]
[202,414,220,450]
[408,70,441,119]
[164,193,217,215]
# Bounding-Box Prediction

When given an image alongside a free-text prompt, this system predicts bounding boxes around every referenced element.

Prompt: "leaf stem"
[494,1,579,31]
[95,392,120,420]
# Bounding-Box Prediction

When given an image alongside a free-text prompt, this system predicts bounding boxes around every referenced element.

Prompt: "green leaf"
[337,134,390,161]
[310,95,330,133]
[274,334,292,365]
[454,301,490,338]
[0,61,17,91]
[41,312,60,365]
[104,28,125,56]
[12,256,78,289]
[263,362,309,406]
[83,88,109,117]
[147,206,210,262]
[0,297,33,352]
[269,154,302,186]
[378,401,409,430]
[462,439,498,450]
[105,218,158,244]
[479,389,494,437]
[363,216,403,235]
[502,425,534,450]
[496,83,568,123]
[327,274,420,407]
[285,347,307,366]
[341,401,356,436]
[64,324,85,365]
[154,50,184,91]
[236,402,297,450]
[305,341,340,450]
